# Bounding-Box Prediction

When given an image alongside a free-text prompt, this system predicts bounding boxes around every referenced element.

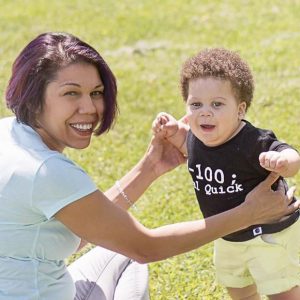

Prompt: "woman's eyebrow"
[59,82,80,87]
[59,83,104,89]
[94,84,104,90]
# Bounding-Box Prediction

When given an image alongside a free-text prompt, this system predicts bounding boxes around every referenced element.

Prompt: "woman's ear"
[238,102,247,120]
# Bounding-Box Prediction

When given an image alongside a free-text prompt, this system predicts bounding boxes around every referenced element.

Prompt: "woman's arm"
[55,172,298,263]
[105,134,186,210]
[76,135,186,250]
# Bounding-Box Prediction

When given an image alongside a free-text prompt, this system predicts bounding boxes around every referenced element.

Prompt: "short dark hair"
[6,32,118,135]
[180,48,254,110]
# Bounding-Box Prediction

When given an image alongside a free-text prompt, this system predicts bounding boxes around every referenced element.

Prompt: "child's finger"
[259,152,266,164]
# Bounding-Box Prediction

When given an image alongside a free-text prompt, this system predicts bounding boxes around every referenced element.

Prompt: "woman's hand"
[243,172,299,225]
[145,131,186,178]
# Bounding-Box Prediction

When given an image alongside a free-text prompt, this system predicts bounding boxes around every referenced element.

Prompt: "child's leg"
[227,284,260,300]
[214,239,256,299]
[268,286,300,300]
[68,246,149,300]
[249,220,300,297]
[214,221,300,299]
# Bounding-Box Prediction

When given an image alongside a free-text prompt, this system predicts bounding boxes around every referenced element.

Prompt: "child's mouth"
[200,124,215,130]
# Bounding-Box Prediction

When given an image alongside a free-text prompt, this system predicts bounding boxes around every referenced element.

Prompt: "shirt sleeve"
[32,155,98,219]
[257,129,295,152]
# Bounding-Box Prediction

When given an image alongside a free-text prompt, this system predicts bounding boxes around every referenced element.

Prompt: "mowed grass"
[0,0,299,299]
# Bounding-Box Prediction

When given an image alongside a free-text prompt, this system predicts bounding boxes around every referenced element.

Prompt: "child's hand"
[259,151,289,174]
[152,112,179,139]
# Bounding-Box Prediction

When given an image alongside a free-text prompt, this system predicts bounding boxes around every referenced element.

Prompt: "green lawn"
[1,0,299,298]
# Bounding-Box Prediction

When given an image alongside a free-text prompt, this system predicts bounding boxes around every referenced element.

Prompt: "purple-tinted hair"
[5,32,118,135]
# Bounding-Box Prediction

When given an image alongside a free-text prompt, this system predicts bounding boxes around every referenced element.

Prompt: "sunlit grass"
[1,0,299,298]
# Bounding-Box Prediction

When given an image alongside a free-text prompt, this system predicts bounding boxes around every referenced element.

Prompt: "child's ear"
[238,102,247,119]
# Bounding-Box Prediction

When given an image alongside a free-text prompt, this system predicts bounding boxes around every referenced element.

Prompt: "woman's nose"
[78,95,97,114]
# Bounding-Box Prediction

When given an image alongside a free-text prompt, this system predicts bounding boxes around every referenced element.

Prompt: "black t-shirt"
[187,120,292,218]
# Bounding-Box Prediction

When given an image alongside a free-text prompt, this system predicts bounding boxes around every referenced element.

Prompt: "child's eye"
[212,102,223,108]
[190,102,202,108]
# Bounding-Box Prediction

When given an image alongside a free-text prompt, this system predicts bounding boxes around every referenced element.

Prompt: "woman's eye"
[64,91,78,96]
[91,90,104,98]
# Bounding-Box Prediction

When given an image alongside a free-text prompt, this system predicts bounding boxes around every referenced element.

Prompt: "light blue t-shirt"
[0,117,98,299]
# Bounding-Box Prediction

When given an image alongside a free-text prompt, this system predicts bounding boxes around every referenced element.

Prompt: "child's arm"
[152,112,189,156]
[259,148,300,177]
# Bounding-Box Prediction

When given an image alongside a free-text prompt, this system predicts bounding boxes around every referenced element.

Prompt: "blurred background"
[0,0,299,298]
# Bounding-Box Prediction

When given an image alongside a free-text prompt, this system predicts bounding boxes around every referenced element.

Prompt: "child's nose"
[200,106,213,117]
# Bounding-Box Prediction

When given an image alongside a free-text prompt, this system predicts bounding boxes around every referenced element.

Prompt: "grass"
[1,0,300,298]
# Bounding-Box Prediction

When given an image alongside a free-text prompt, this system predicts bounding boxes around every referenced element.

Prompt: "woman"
[0,32,297,300]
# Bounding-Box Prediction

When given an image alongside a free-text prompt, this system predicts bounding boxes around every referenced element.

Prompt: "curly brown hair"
[180,48,254,110]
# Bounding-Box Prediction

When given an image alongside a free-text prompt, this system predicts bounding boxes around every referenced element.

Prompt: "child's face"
[186,77,246,147]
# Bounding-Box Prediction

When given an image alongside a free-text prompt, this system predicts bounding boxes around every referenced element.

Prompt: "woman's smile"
[70,122,94,135]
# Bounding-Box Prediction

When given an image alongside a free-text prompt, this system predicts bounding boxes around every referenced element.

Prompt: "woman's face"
[35,62,105,152]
